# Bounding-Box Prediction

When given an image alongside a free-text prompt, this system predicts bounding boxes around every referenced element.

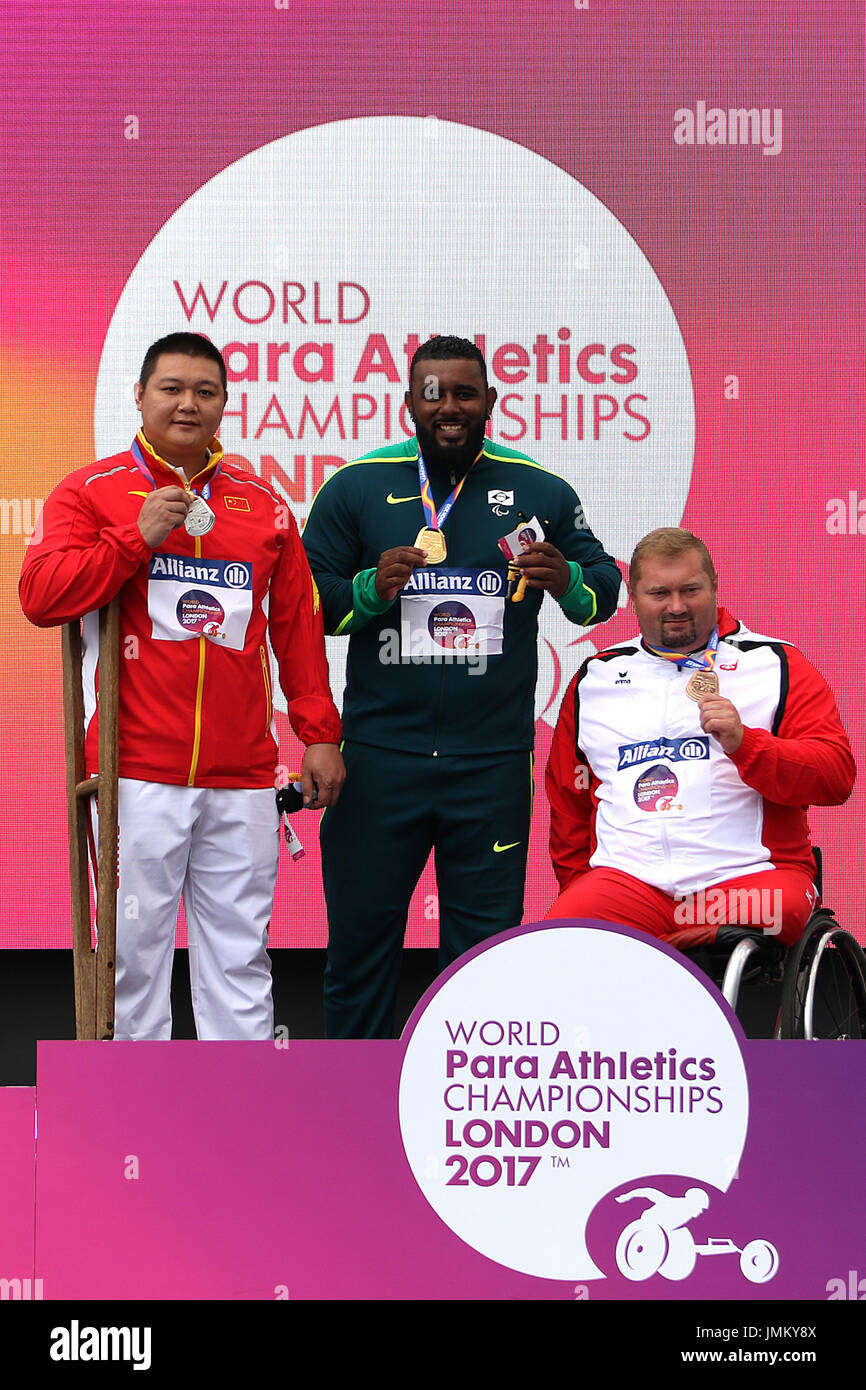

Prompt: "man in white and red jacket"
[20,333,344,1039]
[545,528,855,944]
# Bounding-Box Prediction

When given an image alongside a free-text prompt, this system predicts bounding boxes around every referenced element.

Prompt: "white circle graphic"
[96,118,694,718]
[398,923,748,1282]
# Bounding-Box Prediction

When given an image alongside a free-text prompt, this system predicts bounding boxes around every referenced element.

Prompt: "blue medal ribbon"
[416,446,481,533]
[131,431,219,501]
[644,626,720,672]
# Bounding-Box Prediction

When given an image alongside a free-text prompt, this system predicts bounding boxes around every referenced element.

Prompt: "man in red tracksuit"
[20,332,344,1039]
[545,528,855,944]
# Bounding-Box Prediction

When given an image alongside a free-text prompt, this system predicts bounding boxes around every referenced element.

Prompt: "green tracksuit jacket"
[302,437,620,755]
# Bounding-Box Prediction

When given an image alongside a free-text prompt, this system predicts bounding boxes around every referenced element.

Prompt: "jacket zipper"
[260,644,273,735]
[186,531,206,785]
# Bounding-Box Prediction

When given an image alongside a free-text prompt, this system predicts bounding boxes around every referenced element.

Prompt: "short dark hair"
[138,333,227,392]
[629,527,718,588]
[409,334,487,385]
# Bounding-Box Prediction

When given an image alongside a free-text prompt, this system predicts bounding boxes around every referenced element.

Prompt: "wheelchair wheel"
[739,1239,779,1283]
[779,911,866,1040]
[658,1226,697,1280]
[616,1220,667,1280]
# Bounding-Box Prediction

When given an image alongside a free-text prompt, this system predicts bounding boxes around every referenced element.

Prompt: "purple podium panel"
[30,1036,866,1301]
[26,918,866,1301]
[0,1087,36,1292]
[33,1041,555,1301]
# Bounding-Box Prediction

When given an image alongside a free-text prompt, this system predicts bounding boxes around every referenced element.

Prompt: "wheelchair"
[671,854,866,1040]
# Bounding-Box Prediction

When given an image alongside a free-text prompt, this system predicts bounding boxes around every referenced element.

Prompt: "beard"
[413,416,489,478]
[659,616,698,649]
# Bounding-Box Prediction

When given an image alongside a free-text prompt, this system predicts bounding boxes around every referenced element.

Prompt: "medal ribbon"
[131,431,222,500]
[644,626,720,672]
[416,447,481,533]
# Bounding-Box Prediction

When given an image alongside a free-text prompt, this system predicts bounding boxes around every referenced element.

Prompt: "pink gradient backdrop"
[1,1,861,947]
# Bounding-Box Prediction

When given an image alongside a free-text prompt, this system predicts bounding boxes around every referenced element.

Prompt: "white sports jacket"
[546,609,855,897]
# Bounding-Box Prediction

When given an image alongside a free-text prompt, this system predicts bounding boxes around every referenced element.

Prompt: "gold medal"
[414,526,447,564]
[685,669,719,702]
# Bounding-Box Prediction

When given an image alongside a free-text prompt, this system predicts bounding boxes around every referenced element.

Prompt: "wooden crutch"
[61,598,120,1040]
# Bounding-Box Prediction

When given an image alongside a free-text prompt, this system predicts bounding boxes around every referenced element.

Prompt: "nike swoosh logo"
[493,841,521,853]
[386,493,421,504]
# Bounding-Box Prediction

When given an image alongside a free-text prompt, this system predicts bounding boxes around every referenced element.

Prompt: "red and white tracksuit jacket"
[20,435,341,786]
[546,609,855,897]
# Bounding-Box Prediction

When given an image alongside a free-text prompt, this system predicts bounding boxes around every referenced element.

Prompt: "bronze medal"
[414,526,447,564]
[685,669,719,702]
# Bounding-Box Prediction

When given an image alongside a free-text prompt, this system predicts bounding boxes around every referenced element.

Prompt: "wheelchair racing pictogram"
[614,1185,779,1284]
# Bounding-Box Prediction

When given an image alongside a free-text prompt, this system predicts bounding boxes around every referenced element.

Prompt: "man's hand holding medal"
[374,545,430,603]
[137,486,194,548]
[697,693,745,755]
[136,486,216,548]
[680,637,745,755]
[678,634,745,755]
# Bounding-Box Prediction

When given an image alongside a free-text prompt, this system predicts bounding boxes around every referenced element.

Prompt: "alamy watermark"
[379,626,488,676]
[826,491,865,535]
[49,1320,151,1370]
[0,1276,43,1299]
[674,886,782,935]
[674,102,783,157]
[0,497,43,544]
[826,1268,866,1299]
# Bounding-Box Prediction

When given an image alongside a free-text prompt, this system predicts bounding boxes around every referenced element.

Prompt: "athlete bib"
[611,736,712,821]
[399,567,505,658]
[147,553,253,651]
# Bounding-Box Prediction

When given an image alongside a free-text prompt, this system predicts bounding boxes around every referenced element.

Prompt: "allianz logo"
[617,737,709,770]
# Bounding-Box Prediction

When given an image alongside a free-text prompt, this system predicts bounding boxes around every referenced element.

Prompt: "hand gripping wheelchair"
[670,853,866,1040]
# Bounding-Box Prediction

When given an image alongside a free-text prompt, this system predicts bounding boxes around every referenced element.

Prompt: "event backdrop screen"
[1,1,862,947]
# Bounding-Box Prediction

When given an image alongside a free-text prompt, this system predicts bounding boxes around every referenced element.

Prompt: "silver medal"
[185,495,215,536]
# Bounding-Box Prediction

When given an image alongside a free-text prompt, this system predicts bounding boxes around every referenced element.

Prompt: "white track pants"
[111,780,279,1041]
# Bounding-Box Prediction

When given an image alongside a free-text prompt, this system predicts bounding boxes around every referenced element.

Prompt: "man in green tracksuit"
[302,335,620,1037]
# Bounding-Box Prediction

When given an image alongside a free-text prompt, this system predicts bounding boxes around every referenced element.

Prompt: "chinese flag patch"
[224,496,251,511]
